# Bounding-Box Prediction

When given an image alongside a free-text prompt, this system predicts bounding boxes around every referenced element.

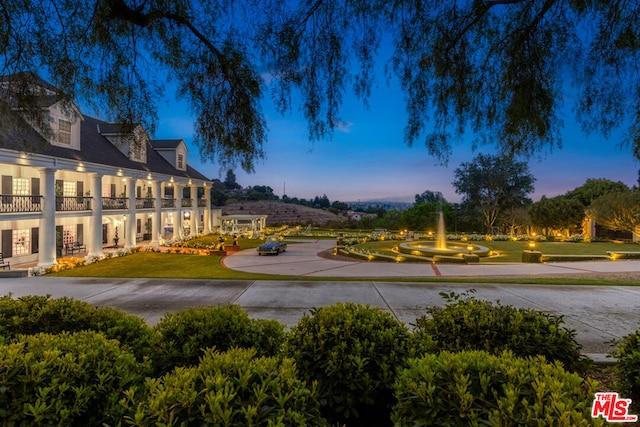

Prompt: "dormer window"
[178,153,184,170]
[58,119,71,145]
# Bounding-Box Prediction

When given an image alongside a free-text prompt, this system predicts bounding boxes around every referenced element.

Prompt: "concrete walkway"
[1,239,640,359]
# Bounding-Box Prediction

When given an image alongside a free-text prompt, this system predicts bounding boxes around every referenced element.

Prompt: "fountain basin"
[398,241,492,258]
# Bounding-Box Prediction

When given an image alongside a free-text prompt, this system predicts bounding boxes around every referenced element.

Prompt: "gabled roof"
[152,139,184,149]
[0,72,65,108]
[1,73,211,182]
[1,111,210,182]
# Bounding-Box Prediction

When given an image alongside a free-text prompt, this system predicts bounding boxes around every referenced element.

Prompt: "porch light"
[529,241,536,249]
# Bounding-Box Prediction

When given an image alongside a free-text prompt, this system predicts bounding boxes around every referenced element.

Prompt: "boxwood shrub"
[121,347,325,426]
[413,297,587,372]
[613,328,640,407]
[285,302,413,426]
[392,350,603,426]
[0,331,146,426]
[0,294,155,361]
[151,304,285,375]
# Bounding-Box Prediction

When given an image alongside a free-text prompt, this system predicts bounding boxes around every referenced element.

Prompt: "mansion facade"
[1,74,220,267]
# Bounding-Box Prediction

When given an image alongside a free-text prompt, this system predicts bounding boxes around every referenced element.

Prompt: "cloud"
[333,119,353,133]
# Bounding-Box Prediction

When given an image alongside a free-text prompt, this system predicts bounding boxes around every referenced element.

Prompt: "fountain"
[436,209,447,250]
[397,208,491,258]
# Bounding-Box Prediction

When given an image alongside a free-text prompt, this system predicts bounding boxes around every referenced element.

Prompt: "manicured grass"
[356,240,640,263]
[49,252,287,280]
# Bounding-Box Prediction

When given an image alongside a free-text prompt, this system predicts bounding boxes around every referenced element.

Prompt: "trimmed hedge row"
[0,331,146,426]
[151,304,285,375]
[413,296,588,372]
[393,351,602,426]
[121,348,325,426]
[0,293,629,426]
[285,302,414,426]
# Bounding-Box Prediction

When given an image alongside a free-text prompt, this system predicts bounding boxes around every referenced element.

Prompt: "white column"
[190,184,198,236]
[88,173,104,258]
[126,178,136,248]
[152,180,162,244]
[38,168,57,267]
[203,185,211,233]
[175,183,183,239]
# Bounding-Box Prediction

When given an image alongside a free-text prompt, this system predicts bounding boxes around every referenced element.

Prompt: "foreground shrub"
[286,302,413,426]
[392,350,603,426]
[414,295,587,372]
[613,328,640,407]
[151,304,285,374]
[0,294,155,361]
[121,347,325,426]
[0,331,146,426]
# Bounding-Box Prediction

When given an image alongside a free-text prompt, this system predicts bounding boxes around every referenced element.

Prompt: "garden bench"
[0,253,9,270]
[65,242,86,255]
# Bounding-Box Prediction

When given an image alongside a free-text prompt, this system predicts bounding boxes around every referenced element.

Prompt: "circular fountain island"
[397,211,491,260]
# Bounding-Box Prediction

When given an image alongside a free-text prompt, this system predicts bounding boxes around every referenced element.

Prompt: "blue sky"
[155,74,640,205]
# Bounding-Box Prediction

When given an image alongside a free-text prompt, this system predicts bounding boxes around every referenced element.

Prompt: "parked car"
[257,238,287,255]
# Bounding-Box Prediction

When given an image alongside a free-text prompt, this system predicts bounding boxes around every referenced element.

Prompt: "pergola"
[220,214,268,237]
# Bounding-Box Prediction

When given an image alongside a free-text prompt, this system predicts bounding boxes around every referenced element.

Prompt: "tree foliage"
[2,1,640,170]
[588,189,640,237]
[565,178,630,207]
[414,190,446,205]
[400,202,455,232]
[453,154,535,233]
[529,195,585,235]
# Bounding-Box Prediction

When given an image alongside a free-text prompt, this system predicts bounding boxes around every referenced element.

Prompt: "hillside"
[221,201,340,225]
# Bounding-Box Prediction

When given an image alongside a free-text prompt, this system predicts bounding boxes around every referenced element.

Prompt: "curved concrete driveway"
[222,239,640,278]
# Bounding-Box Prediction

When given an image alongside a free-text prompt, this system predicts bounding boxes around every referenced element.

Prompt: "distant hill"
[221,201,340,225]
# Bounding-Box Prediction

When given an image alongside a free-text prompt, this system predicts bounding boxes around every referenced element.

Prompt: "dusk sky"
[155,71,640,205]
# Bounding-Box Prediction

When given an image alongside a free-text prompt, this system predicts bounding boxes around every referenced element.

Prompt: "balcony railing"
[136,198,155,209]
[0,194,209,214]
[0,195,43,213]
[56,196,92,212]
[102,197,128,210]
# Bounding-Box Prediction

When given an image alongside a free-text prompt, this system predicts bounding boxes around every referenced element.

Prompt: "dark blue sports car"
[257,239,287,255]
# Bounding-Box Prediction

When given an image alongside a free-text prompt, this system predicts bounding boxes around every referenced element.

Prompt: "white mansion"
[0,73,220,267]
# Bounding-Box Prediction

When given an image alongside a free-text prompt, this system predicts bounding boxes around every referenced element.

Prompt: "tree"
[529,195,584,236]
[414,190,446,205]
[223,169,241,190]
[453,154,535,233]
[565,178,630,207]
[588,190,640,238]
[500,206,531,236]
[400,202,455,232]
[3,1,639,171]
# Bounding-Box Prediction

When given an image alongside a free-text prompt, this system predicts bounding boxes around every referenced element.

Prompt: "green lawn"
[50,252,287,280]
[356,240,640,263]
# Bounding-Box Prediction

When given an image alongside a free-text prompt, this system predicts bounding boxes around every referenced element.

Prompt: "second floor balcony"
[0,195,43,213]
[56,196,92,212]
[136,198,155,209]
[0,194,207,214]
[102,197,128,210]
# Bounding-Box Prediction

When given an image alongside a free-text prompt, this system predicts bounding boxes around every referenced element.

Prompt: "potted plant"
[143,219,152,241]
